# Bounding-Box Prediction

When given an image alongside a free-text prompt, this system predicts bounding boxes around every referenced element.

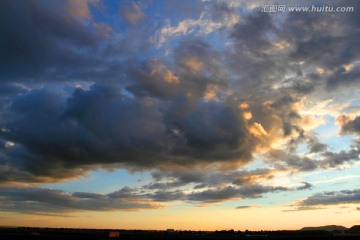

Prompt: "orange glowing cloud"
[249,123,268,137]
[336,114,353,127]
[183,57,204,73]
[239,103,249,109]
[301,115,326,131]
[273,40,290,50]
[203,85,218,100]
[151,65,180,84]
[66,0,98,20]
[243,112,253,120]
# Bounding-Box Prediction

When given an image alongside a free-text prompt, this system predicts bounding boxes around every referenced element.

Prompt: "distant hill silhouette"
[348,225,360,233]
[300,225,348,231]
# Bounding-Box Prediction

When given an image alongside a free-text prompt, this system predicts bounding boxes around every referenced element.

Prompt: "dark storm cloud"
[227,11,283,90]
[283,3,359,54]
[220,2,360,112]
[174,102,250,160]
[0,0,138,83]
[0,80,258,182]
[0,0,100,80]
[271,95,304,138]
[174,39,224,78]
[230,10,274,52]
[127,39,225,101]
[226,8,315,140]
[0,85,166,180]
[277,1,360,90]
[295,189,360,207]
[0,186,161,214]
[0,83,28,95]
[339,116,360,135]
[327,65,360,89]
[289,78,318,95]
[0,0,359,189]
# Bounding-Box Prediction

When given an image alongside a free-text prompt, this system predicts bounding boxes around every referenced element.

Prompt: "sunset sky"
[0,0,360,231]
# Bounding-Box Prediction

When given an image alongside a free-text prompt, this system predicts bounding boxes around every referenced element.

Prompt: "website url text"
[261,5,354,13]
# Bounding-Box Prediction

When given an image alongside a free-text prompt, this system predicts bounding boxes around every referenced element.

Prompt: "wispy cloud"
[235,205,259,209]
[152,2,239,46]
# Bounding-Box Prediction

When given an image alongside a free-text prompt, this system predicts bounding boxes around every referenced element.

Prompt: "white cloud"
[152,9,239,46]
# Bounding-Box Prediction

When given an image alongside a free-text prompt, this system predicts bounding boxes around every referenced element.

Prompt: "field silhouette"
[1,226,360,240]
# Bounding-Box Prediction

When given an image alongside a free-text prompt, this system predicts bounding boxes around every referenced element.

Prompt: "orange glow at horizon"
[1,204,358,231]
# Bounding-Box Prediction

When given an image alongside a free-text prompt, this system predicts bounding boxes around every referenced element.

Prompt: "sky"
[0,0,360,231]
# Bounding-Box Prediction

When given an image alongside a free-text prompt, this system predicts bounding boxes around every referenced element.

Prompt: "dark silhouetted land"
[1,226,360,240]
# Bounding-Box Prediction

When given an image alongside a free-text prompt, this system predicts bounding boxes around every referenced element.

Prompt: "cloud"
[294,189,360,207]
[235,205,259,209]
[283,206,325,212]
[187,186,240,203]
[327,65,360,89]
[0,173,309,215]
[144,168,275,192]
[0,181,295,215]
[0,0,103,80]
[266,150,318,172]
[320,147,360,169]
[148,190,185,202]
[296,182,313,191]
[152,1,239,46]
[187,185,288,203]
[138,168,307,203]
[276,1,360,91]
[337,115,360,136]
[154,19,199,46]
[230,11,274,52]
[0,186,162,215]
[2,0,360,220]
[66,0,99,20]
[0,78,264,182]
[308,141,328,154]
[0,0,359,193]
[120,2,145,26]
